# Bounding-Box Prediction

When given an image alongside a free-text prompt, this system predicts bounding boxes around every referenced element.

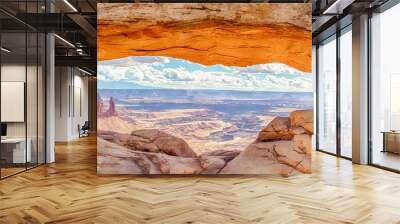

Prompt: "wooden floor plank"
[0,136,400,223]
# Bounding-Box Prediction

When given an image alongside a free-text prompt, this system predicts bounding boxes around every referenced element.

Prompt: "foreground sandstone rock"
[98,129,197,158]
[97,109,313,176]
[257,117,293,142]
[290,110,313,134]
[199,150,241,174]
[221,109,313,176]
[219,141,300,176]
[98,130,239,174]
[98,138,203,174]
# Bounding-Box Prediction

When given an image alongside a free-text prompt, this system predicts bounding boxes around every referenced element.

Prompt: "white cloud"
[98,56,312,92]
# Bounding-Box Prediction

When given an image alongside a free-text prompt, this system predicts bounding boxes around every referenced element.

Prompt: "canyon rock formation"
[97,3,312,72]
[97,95,117,118]
[97,110,313,176]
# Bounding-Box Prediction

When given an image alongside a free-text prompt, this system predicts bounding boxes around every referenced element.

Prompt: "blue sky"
[98,56,312,92]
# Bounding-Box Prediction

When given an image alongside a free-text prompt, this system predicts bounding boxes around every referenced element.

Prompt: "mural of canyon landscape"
[97,3,313,176]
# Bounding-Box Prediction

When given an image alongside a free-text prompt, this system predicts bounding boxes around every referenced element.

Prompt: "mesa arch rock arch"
[97,3,312,72]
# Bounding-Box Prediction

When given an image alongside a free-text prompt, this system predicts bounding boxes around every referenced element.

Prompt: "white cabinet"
[1,138,32,163]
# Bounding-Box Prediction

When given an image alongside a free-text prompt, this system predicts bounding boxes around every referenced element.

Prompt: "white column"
[46,32,55,163]
[352,14,369,164]
[312,45,317,150]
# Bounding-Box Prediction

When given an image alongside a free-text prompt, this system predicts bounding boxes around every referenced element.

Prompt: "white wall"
[72,73,89,137]
[55,67,70,141]
[1,64,26,138]
[1,65,41,138]
[1,63,46,164]
[54,67,89,141]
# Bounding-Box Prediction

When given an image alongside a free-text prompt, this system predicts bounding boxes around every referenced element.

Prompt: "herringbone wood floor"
[1,136,400,224]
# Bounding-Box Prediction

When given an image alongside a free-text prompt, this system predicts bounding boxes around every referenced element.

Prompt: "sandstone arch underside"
[97,3,312,72]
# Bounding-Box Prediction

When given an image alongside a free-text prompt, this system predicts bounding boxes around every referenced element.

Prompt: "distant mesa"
[98,95,117,118]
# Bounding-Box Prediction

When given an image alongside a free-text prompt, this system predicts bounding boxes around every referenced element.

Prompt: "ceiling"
[0,0,393,74]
